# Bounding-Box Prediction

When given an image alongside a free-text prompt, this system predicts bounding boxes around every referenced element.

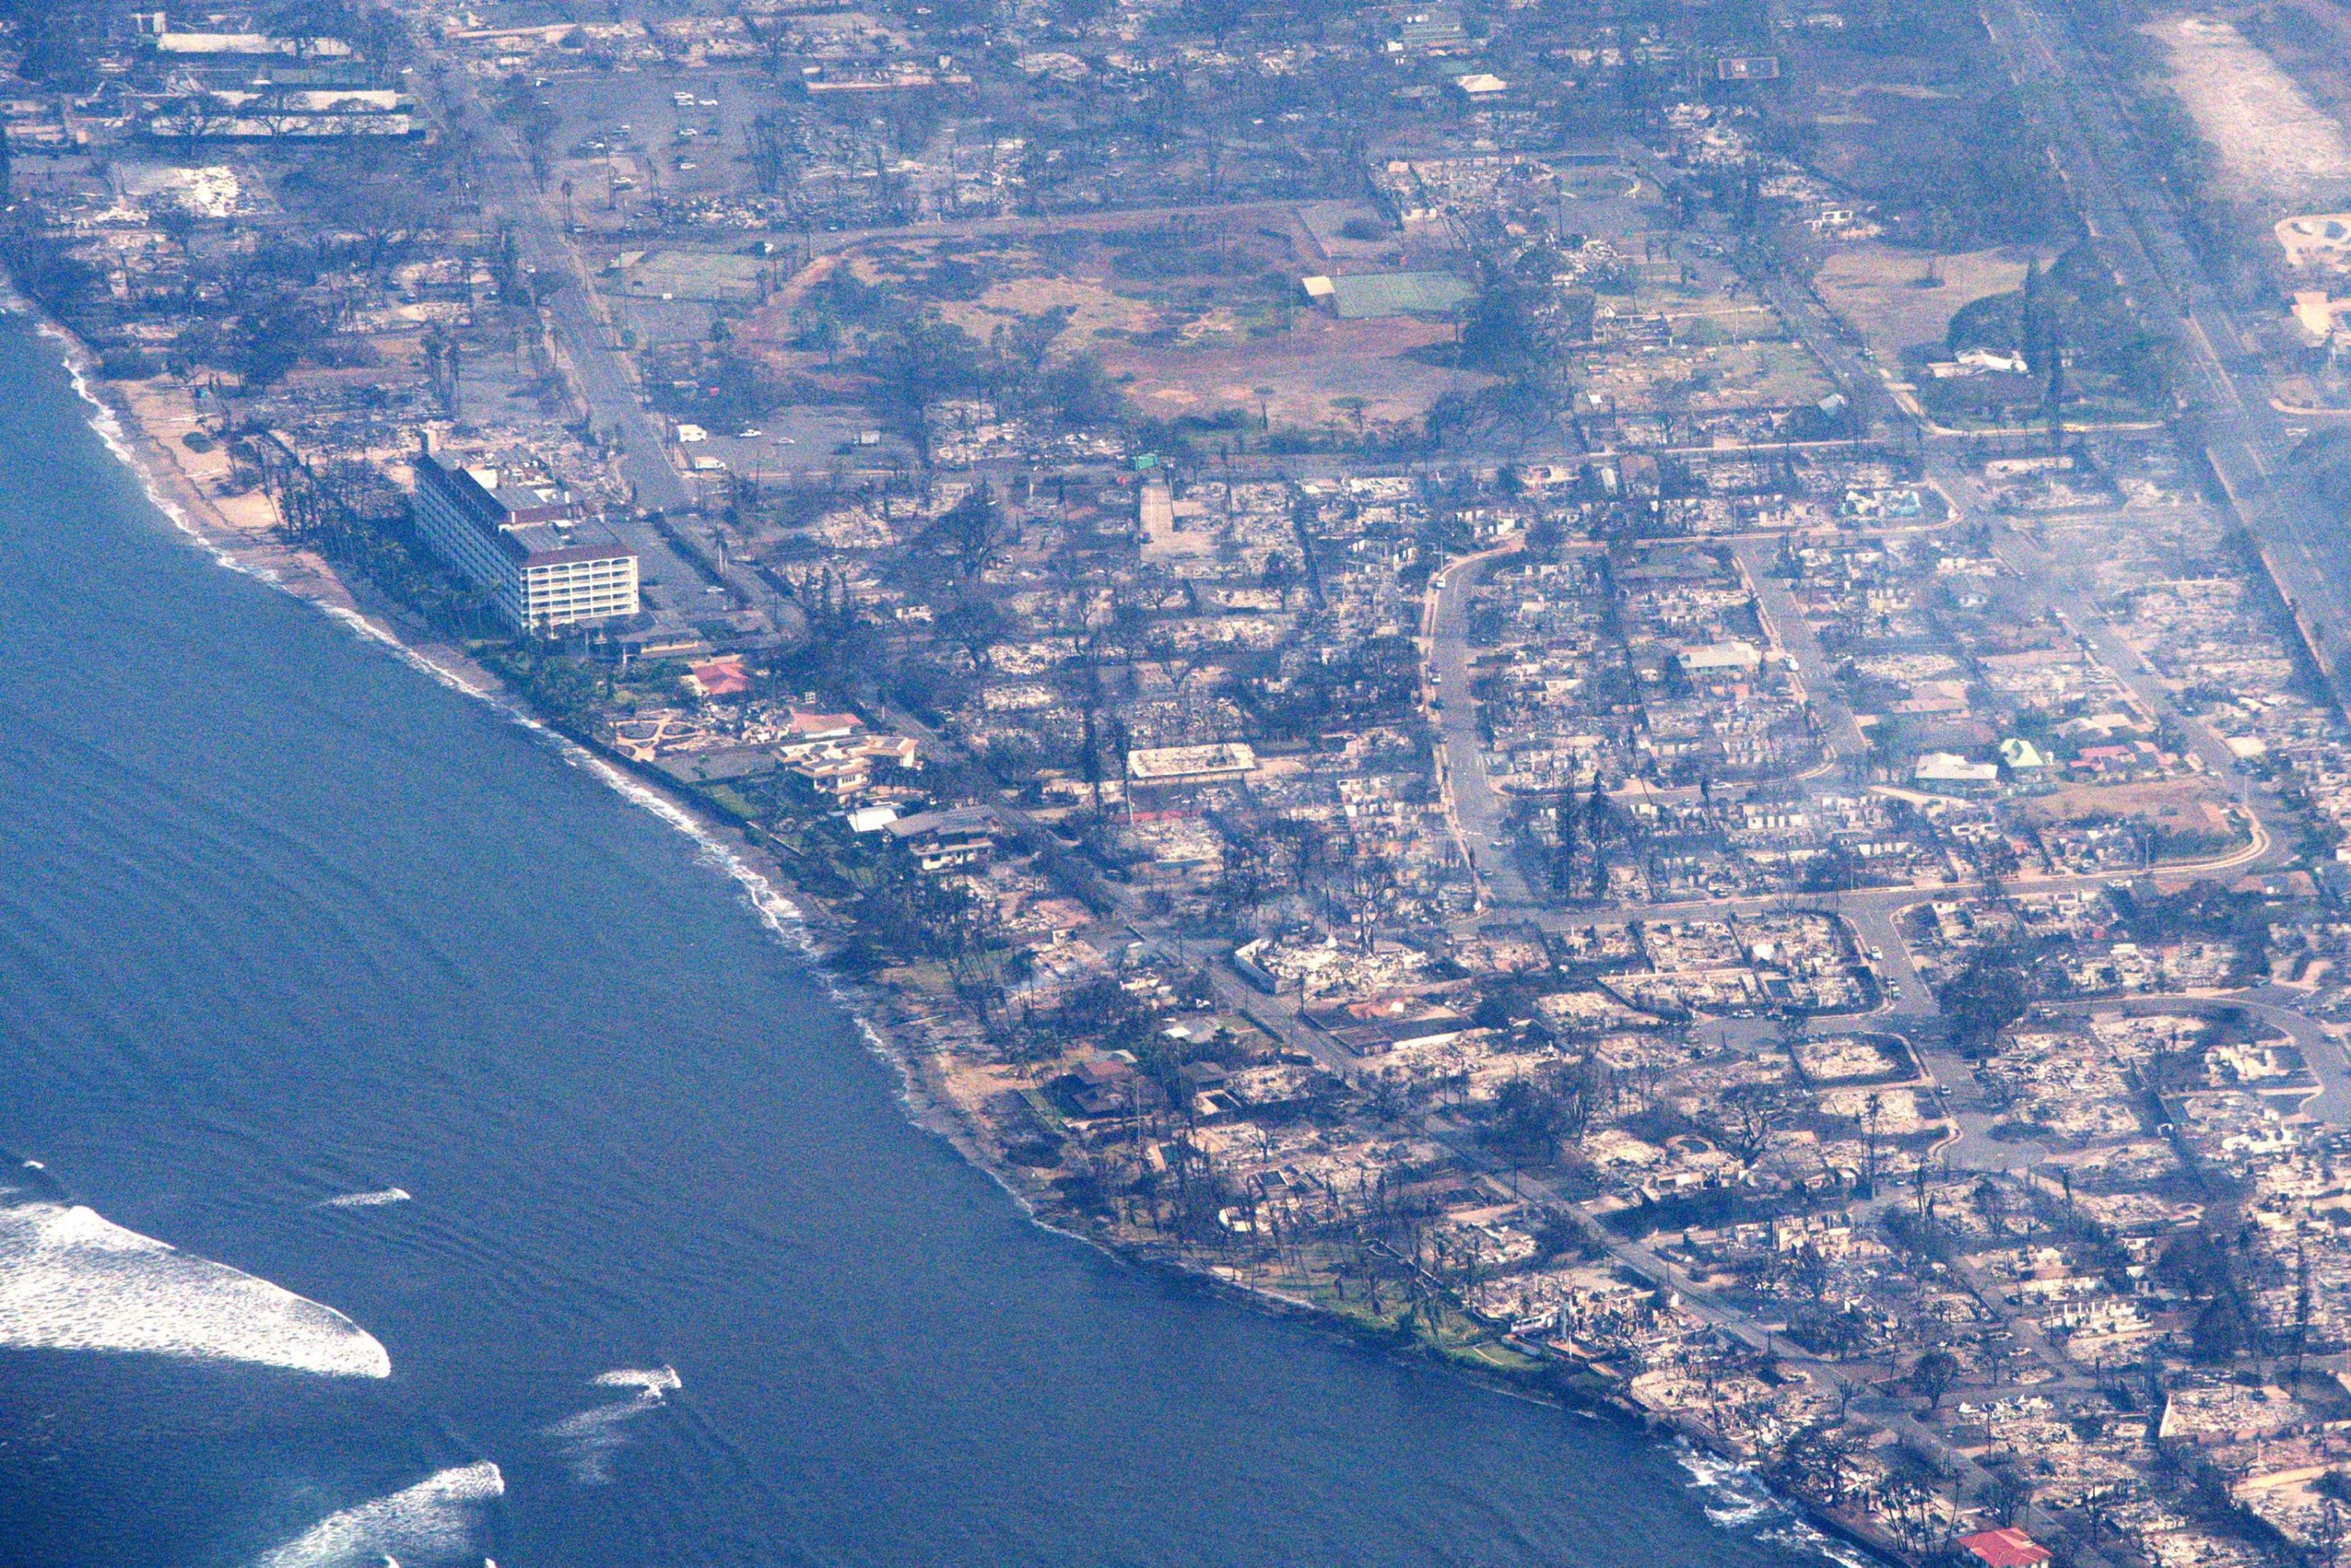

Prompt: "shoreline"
[18,299,1344,1342]
[20,306,1902,1566]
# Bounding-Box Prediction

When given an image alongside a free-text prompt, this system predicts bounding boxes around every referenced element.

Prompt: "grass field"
[1813,243,2041,361]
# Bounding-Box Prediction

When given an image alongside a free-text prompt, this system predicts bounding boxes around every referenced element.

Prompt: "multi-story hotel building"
[411,454,639,632]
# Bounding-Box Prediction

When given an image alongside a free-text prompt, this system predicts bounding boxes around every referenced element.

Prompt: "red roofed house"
[788,709,862,740]
[1958,1528,2052,1568]
[686,657,752,697]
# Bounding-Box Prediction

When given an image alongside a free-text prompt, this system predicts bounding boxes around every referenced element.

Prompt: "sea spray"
[1675,1443,1875,1566]
[252,1461,503,1568]
[546,1367,682,1484]
[319,1189,412,1211]
[592,1365,681,1395]
[0,1178,390,1378]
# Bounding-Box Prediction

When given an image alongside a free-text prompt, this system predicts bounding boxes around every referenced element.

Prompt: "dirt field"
[2234,4,2351,201]
[1813,244,2041,360]
[934,274,1161,348]
[2156,15,2351,208]
[718,216,1487,434]
[2019,777,2237,832]
[1098,311,1494,433]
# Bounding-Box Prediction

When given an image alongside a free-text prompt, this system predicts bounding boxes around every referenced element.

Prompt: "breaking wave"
[592,1364,681,1395]
[547,1365,681,1484]
[320,1188,412,1210]
[1675,1444,1884,1566]
[0,1171,390,1378]
[254,1461,502,1568]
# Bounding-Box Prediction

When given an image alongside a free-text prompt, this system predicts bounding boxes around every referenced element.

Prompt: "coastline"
[16,296,1194,1307]
[18,306,1903,1567]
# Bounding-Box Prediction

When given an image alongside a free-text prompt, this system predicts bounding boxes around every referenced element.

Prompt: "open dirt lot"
[935,274,1161,346]
[2156,16,2351,208]
[1099,312,1494,433]
[2020,777,2238,831]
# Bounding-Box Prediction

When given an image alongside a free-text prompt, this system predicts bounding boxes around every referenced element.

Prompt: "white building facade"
[412,454,639,632]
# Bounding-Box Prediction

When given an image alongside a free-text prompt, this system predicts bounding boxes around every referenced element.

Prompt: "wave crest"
[255,1462,502,1568]
[0,1179,390,1378]
[320,1188,412,1210]
[547,1365,681,1483]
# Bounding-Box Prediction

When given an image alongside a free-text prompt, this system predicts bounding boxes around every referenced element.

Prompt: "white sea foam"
[1766,1521,1882,1568]
[546,1366,680,1485]
[592,1363,681,1395]
[320,1188,412,1210]
[32,300,982,1366]
[1675,1443,1879,1565]
[253,1461,502,1568]
[1675,1445,1754,1495]
[36,317,278,588]
[1678,1447,1774,1526]
[0,1187,390,1378]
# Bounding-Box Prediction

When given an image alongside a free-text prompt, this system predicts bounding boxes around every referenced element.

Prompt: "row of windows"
[415,495,517,598]
[417,493,641,631]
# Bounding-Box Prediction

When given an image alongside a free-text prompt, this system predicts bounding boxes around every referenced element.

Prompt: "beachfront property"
[411,455,639,634]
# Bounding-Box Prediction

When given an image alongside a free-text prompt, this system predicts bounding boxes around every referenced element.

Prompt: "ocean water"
[0,313,1824,1568]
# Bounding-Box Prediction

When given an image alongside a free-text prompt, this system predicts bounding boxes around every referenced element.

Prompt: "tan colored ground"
[103,358,391,595]
[2237,4,2351,196]
[935,273,1161,346]
[699,213,1485,434]
[2020,777,2238,831]
[1812,244,2040,361]
[1099,312,1493,433]
[2154,15,2351,208]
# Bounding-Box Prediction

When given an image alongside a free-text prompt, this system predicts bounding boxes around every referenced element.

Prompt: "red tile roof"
[1958,1528,2052,1568]
[689,657,752,697]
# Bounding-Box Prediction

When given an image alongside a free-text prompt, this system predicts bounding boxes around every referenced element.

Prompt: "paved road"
[467,105,690,516]
[1978,0,2347,713]
[1976,496,2288,860]
[1733,538,1867,766]
[1420,1106,2117,1564]
[1422,541,1531,907]
[2039,990,2351,1126]
[418,73,732,632]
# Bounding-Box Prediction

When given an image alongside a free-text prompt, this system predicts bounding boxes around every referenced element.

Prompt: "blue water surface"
[0,314,1817,1568]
